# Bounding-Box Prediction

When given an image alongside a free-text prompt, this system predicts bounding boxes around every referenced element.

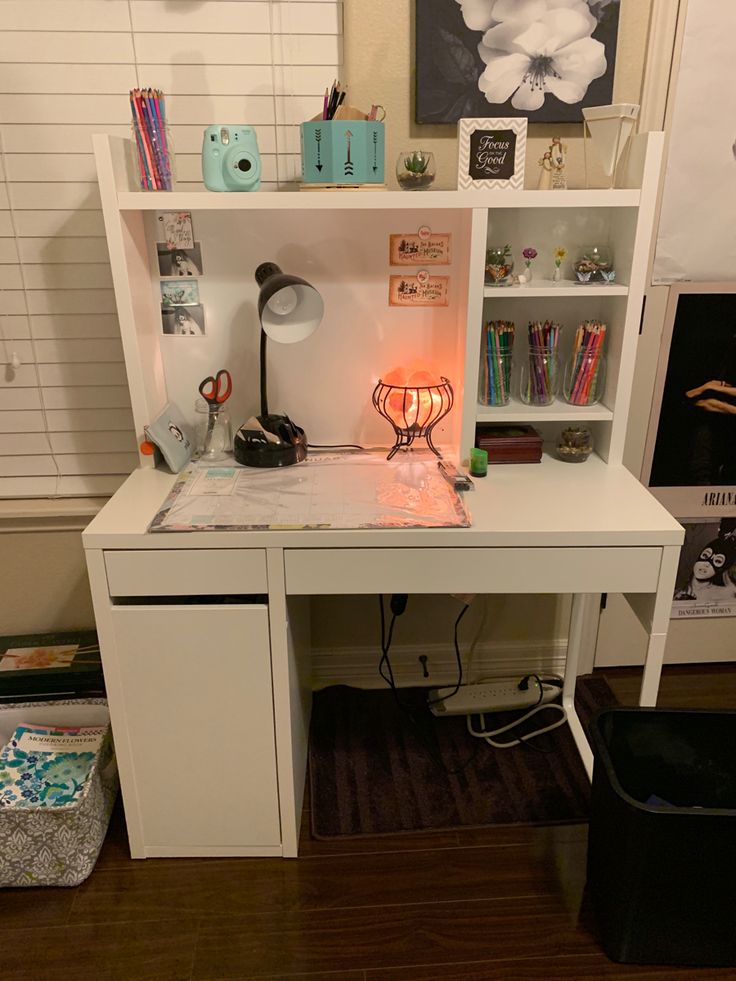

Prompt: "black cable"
[427,603,470,706]
[310,443,366,450]
[377,595,477,775]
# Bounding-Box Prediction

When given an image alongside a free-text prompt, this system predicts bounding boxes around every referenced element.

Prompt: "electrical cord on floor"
[377,595,477,774]
[466,673,567,750]
[310,443,366,450]
[426,603,470,706]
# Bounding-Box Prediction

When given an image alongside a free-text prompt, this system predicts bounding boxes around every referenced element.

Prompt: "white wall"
[0,0,342,497]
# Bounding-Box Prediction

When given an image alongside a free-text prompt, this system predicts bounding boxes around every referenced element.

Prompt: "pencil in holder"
[129,89,174,191]
[479,321,515,406]
[563,321,607,406]
[519,321,561,406]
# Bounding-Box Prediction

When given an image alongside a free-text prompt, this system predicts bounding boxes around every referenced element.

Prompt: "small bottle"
[195,398,232,462]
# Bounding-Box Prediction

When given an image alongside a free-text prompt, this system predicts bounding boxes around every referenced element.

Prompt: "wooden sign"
[389,233,451,266]
[457,118,527,191]
[389,274,449,307]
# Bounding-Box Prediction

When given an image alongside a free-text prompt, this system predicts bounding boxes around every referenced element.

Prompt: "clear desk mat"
[148,454,470,532]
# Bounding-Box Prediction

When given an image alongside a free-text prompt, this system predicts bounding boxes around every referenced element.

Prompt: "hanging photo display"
[160,280,200,307]
[672,519,736,619]
[157,243,203,277]
[457,118,526,190]
[389,273,449,307]
[161,305,206,336]
[416,0,619,124]
[157,211,194,250]
[389,232,451,266]
[643,287,736,518]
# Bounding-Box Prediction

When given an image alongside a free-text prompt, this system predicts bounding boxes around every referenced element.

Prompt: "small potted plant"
[396,150,436,190]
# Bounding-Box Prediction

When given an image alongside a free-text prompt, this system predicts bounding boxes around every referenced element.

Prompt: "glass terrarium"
[573,245,615,284]
[485,245,514,286]
[396,150,436,190]
[557,426,594,463]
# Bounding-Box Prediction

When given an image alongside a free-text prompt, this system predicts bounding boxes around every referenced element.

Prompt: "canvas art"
[643,288,736,520]
[415,0,620,123]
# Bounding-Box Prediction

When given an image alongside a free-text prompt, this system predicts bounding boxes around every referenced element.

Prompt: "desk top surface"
[83,455,683,549]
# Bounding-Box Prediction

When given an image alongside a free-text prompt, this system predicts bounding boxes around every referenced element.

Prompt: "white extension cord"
[429,676,560,716]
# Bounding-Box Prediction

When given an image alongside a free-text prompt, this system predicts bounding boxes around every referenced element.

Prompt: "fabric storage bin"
[300,121,385,184]
[588,707,736,966]
[0,699,117,887]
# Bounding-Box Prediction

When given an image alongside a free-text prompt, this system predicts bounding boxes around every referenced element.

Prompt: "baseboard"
[311,638,569,690]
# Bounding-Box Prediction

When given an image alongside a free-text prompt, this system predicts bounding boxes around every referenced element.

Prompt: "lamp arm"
[260,327,269,418]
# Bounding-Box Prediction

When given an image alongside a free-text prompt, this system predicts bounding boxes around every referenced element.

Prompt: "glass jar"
[557,426,594,463]
[563,350,607,405]
[130,120,175,191]
[519,346,559,406]
[479,322,514,406]
[485,246,514,286]
[396,150,436,190]
[195,398,232,462]
[573,245,614,284]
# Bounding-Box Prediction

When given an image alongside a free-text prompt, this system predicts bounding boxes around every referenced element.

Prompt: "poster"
[643,287,736,519]
[672,520,736,619]
[415,0,620,124]
[654,1,736,282]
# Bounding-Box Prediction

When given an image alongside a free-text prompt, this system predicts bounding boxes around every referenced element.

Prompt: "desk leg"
[563,593,594,780]
[640,544,681,707]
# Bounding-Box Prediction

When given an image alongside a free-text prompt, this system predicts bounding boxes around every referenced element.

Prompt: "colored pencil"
[129,88,173,190]
[525,320,561,405]
[481,321,514,405]
[567,320,606,405]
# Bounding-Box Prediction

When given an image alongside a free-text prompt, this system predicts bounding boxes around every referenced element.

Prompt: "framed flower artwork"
[457,118,527,190]
[415,0,620,124]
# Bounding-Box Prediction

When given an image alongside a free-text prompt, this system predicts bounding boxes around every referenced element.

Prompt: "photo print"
[672,519,736,619]
[160,279,200,307]
[157,243,203,278]
[415,0,620,124]
[161,304,206,336]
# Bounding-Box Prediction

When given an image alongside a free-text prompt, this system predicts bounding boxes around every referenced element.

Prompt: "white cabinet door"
[109,604,281,856]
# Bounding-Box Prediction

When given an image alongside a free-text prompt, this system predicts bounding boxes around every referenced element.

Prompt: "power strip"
[429,678,560,716]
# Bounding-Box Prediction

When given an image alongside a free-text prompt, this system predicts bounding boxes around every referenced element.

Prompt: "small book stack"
[0,724,106,809]
[475,425,543,464]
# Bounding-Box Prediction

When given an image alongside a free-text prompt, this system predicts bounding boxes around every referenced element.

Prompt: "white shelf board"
[483,281,628,298]
[476,400,614,423]
[115,187,641,212]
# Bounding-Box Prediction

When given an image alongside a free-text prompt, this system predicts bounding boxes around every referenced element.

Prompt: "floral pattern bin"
[0,699,117,887]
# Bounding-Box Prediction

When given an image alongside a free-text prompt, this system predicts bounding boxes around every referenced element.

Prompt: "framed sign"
[389,233,451,266]
[642,284,736,519]
[671,519,736,619]
[457,118,526,190]
[389,274,449,307]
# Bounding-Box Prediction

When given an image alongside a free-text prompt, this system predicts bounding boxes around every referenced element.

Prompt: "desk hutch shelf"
[84,133,682,860]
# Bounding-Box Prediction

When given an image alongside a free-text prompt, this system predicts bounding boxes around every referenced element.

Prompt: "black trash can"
[587,707,736,967]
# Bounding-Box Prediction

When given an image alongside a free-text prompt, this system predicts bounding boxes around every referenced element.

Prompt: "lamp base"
[233,413,308,468]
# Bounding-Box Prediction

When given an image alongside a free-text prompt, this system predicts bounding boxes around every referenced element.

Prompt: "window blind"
[0,0,343,498]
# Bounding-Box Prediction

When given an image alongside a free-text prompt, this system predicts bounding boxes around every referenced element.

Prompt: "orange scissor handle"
[198,368,232,407]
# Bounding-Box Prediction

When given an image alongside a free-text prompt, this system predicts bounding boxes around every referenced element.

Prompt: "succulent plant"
[403,151,430,174]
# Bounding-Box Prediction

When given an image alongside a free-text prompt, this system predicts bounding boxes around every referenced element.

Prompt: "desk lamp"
[233,262,324,468]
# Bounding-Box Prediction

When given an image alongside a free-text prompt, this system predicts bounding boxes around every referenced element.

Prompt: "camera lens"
[236,159,252,173]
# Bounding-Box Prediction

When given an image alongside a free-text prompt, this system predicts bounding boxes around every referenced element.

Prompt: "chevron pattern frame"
[457,118,527,191]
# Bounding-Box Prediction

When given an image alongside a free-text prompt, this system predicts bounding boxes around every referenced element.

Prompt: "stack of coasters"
[0,632,105,703]
[475,425,543,464]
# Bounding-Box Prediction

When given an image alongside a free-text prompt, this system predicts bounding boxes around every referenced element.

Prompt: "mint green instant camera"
[202,125,261,191]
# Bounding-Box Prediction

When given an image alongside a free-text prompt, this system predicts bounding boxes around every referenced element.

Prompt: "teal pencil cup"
[300,121,385,185]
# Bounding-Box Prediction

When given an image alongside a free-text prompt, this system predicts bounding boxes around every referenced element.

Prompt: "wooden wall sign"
[457,118,527,191]
[389,232,451,265]
[389,274,449,307]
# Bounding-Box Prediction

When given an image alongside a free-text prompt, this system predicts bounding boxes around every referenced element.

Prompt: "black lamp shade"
[255,262,323,343]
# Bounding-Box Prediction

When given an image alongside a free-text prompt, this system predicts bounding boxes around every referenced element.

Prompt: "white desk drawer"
[284,547,663,595]
[105,549,267,596]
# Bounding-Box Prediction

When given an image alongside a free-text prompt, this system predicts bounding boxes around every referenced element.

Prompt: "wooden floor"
[2,665,736,981]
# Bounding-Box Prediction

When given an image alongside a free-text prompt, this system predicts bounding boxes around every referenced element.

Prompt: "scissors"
[198,369,232,452]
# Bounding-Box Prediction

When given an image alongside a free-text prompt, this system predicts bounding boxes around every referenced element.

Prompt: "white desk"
[83,455,683,858]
